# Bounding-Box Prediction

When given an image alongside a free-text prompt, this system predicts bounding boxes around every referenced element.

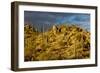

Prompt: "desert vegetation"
[24,24,90,61]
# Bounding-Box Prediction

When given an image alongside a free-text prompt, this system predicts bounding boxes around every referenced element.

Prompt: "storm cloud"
[24,11,90,32]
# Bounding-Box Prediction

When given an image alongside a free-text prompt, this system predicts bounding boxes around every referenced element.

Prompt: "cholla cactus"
[24,24,90,61]
[52,25,58,35]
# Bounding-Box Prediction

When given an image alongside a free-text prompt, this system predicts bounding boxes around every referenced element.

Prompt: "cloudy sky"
[24,11,90,32]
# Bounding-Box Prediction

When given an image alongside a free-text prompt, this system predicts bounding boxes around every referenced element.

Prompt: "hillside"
[24,24,90,61]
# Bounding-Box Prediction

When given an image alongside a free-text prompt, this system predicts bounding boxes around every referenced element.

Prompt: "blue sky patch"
[24,11,90,32]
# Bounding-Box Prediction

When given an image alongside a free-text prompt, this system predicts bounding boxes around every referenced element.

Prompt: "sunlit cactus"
[24,24,90,61]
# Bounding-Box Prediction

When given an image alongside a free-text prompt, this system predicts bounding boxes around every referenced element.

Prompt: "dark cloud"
[24,11,90,32]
